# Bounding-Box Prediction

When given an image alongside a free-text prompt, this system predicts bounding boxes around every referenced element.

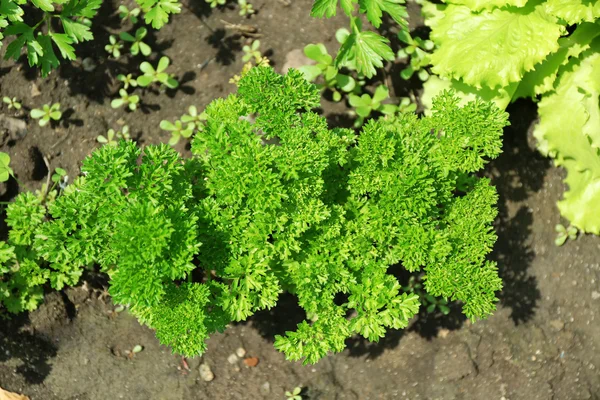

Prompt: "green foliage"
[348,85,396,126]
[310,0,409,77]
[206,0,225,8]
[299,43,357,102]
[3,96,21,110]
[105,35,123,58]
[1,0,101,76]
[397,29,433,81]
[117,73,138,90]
[160,118,194,145]
[111,89,140,111]
[420,0,600,234]
[120,27,151,57]
[242,39,261,63]
[119,5,141,24]
[0,0,179,75]
[97,125,132,146]
[238,0,254,16]
[30,102,61,126]
[555,224,578,246]
[0,152,14,182]
[0,67,507,364]
[285,387,303,400]
[0,177,80,313]
[137,56,178,88]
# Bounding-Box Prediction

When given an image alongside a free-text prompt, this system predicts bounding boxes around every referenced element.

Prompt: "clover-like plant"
[105,35,124,58]
[0,152,14,182]
[117,74,138,90]
[180,106,207,131]
[111,89,140,111]
[242,40,262,63]
[137,56,179,88]
[2,97,21,110]
[397,30,433,82]
[348,85,396,126]
[299,43,356,102]
[238,0,254,16]
[97,126,132,146]
[285,387,303,400]
[206,0,226,8]
[120,27,152,57]
[159,119,194,145]
[555,224,578,247]
[30,103,62,127]
[119,5,141,24]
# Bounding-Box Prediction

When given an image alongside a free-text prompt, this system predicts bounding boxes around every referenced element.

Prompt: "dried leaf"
[0,387,30,400]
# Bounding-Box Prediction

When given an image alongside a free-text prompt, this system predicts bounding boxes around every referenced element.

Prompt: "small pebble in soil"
[261,381,270,394]
[235,347,246,358]
[591,291,600,300]
[243,357,259,367]
[199,363,215,382]
[227,354,239,364]
[550,319,565,331]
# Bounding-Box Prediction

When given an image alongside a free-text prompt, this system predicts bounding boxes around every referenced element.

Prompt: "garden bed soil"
[1,1,600,399]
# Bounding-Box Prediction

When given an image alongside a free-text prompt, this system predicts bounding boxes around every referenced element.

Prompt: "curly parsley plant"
[0,67,507,364]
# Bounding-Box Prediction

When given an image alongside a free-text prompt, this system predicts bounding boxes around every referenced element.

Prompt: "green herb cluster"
[418,0,600,235]
[0,0,180,76]
[0,67,507,363]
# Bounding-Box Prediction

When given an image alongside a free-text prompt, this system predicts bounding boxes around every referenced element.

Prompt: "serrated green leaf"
[430,3,565,89]
[545,0,600,25]
[533,50,600,234]
[60,17,93,43]
[448,0,527,12]
[335,25,394,78]
[358,0,408,29]
[31,0,54,12]
[51,33,76,60]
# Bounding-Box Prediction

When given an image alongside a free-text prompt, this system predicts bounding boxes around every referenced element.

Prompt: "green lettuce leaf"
[533,49,600,234]
[430,3,565,89]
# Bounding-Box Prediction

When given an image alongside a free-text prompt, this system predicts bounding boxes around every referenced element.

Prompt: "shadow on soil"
[248,99,547,360]
[490,99,548,324]
[0,314,58,384]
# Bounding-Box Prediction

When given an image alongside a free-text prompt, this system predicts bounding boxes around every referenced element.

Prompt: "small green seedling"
[3,97,22,110]
[117,74,138,90]
[160,119,194,145]
[52,167,67,182]
[137,57,178,89]
[206,0,226,7]
[555,224,578,246]
[285,387,302,400]
[238,0,254,16]
[299,43,355,102]
[242,40,262,63]
[31,103,62,127]
[125,344,144,359]
[97,126,131,146]
[105,35,124,59]
[119,5,141,24]
[0,152,14,182]
[397,97,417,114]
[424,294,450,315]
[120,28,152,57]
[348,85,396,126]
[181,106,207,131]
[111,89,140,111]
[397,31,434,82]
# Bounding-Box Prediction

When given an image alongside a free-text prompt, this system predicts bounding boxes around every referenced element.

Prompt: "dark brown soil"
[1,1,599,399]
